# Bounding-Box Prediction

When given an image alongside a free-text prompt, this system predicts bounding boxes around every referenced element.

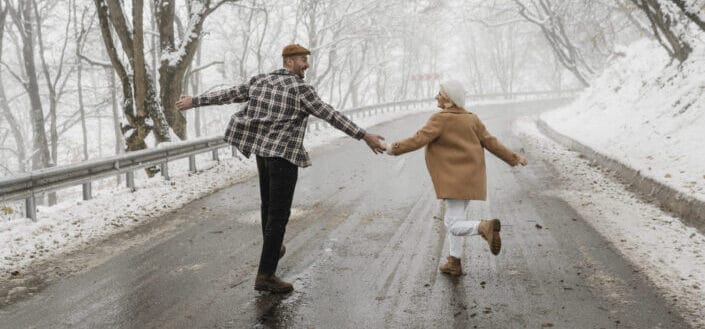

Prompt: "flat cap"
[282,44,311,57]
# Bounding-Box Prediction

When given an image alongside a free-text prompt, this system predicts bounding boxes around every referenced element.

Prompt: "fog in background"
[1,0,690,182]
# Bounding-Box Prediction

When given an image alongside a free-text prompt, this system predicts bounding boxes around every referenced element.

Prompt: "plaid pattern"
[194,69,365,167]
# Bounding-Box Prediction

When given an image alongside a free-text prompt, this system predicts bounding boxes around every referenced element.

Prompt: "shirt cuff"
[354,128,366,140]
[192,96,201,107]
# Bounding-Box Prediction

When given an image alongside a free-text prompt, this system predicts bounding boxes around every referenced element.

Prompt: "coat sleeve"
[193,75,261,107]
[389,113,444,156]
[476,118,520,166]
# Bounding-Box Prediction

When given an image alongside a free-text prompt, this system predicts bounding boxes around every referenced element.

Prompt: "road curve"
[0,100,688,329]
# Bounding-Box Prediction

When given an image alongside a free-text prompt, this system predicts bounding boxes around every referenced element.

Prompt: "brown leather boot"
[254,274,294,293]
[478,219,502,255]
[439,256,462,276]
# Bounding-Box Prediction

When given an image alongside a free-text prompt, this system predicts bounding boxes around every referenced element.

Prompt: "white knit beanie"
[439,80,466,109]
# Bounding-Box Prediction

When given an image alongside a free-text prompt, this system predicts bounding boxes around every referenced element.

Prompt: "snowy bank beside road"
[515,118,705,329]
[541,39,705,210]
[532,38,705,328]
[0,105,429,281]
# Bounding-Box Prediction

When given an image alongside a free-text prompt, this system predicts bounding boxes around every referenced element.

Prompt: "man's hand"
[363,132,386,154]
[175,96,194,111]
[517,155,528,166]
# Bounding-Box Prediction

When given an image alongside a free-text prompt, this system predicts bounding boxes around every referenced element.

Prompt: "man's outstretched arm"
[176,75,262,111]
[299,85,386,153]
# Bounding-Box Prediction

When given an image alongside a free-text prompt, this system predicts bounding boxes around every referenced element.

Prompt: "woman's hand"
[517,156,528,166]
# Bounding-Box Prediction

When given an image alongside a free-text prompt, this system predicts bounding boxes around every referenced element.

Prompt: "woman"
[386,80,528,276]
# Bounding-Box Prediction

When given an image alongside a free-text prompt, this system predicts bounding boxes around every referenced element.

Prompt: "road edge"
[536,118,705,233]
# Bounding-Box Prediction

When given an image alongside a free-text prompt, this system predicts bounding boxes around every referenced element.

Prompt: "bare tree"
[486,24,527,95]
[511,0,595,87]
[668,0,705,32]
[77,30,126,163]
[156,0,241,140]
[72,1,91,160]
[93,0,171,156]
[34,0,75,178]
[4,0,50,171]
[0,2,26,172]
[630,0,692,62]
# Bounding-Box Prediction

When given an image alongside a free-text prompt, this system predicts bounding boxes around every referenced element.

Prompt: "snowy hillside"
[542,39,705,201]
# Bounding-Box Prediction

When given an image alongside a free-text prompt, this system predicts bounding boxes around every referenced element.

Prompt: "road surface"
[0,101,688,328]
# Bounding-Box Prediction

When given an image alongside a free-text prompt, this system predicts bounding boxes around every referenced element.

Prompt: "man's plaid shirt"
[194,69,366,167]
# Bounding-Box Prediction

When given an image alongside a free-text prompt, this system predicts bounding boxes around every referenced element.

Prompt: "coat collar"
[271,68,296,76]
[440,106,468,114]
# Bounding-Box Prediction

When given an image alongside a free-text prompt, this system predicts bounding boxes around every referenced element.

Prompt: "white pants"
[444,199,480,258]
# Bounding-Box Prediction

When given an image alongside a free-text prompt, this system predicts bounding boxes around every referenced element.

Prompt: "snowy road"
[0,102,691,328]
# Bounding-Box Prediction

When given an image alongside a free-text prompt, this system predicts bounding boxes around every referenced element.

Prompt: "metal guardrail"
[0,89,581,220]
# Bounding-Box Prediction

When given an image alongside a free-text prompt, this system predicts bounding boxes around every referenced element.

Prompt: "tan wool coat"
[389,107,520,200]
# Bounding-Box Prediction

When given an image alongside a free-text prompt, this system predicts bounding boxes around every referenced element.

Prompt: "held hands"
[383,143,394,155]
[363,132,386,154]
[175,96,194,111]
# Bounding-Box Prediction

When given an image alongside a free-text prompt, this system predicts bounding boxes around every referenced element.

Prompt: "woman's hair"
[438,89,455,109]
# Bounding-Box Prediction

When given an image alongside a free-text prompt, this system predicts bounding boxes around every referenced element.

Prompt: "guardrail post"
[231,146,242,160]
[161,162,170,180]
[126,171,135,191]
[212,149,220,161]
[82,182,92,200]
[189,155,197,172]
[25,195,37,221]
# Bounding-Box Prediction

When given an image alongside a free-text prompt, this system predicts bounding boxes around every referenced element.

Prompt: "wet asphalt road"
[0,100,690,328]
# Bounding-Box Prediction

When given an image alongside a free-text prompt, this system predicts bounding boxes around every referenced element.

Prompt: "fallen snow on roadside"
[541,39,705,203]
[515,117,705,328]
[0,103,434,280]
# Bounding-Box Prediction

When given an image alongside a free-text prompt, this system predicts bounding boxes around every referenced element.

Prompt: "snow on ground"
[541,39,705,201]
[530,38,705,328]
[0,102,440,279]
[515,117,705,328]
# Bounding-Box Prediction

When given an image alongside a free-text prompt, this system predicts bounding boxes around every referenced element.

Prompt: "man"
[176,44,386,294]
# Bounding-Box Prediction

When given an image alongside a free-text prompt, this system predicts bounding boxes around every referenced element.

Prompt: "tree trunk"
[156,0,210,141]
[668,0,705,32]
[108,69,123,184]
[630,0,691,62]
[10,1,50,171]
[191,46,202,138]
[73,4,88,160]
[0,4,26,172]
[132,0,148,128]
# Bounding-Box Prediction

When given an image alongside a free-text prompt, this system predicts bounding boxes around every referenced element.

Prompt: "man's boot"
[478,219,502,255]
[439,256,462,276]
[279,244,286,260]
[254,274,294,293]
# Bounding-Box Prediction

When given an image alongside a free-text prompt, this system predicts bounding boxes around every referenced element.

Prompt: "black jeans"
[255,156,298,275]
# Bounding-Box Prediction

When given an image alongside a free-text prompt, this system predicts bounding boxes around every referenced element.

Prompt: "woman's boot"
[478,219,501,255]
[439,256,462,276]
